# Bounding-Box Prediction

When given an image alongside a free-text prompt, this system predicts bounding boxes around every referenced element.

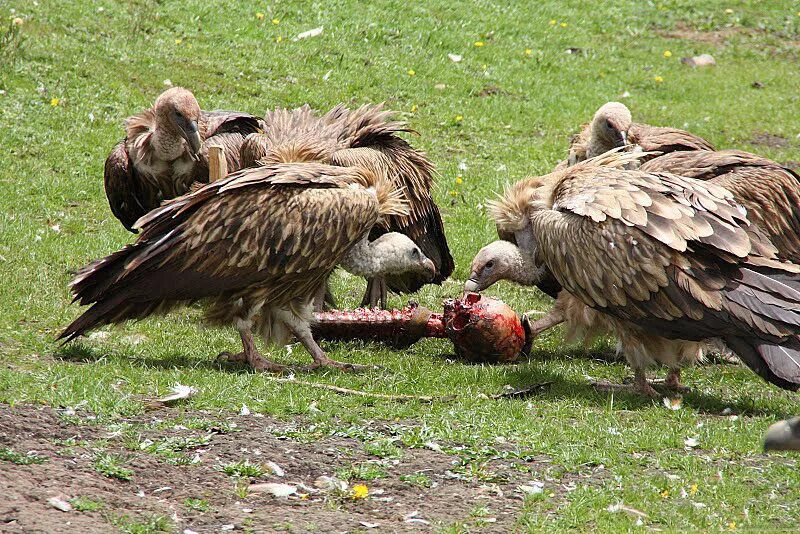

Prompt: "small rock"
[751,81,765,89]
[447,53,462,62]
[434,83,447,90]
[249,483,297,498]
[360,522,380,529]
[294,26,323,41]
[681,54,715,68]
[313,475,348,492]
[240,404,251,416]
[47,497,72,512]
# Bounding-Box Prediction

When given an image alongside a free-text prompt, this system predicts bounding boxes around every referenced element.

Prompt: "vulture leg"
[312,281,336,312]
[528,309,565,338]
[663,369,690,392]
[279,310,372,372]
[217,322,287,373]
[633,368,660,398]
[360,277,388,309]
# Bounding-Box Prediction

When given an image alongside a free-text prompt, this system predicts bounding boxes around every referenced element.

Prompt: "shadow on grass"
[53,343,237,373]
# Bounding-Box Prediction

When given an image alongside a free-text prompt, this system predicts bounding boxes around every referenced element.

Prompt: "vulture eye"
[605,119,614,129]
[485,260,495,269]
[411,248,420,258]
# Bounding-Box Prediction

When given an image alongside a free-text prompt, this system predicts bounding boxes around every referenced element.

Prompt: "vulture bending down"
[59,163,436,372]
[104,87,263,232]
[563,102,714,167]
[240,104,453,308]
[466,154,800,396]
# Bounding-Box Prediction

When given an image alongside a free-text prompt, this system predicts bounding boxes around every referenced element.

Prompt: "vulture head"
[342,232,437,281]
[590,101,632,152]
[465,240,548,292]
[154,87,203,156]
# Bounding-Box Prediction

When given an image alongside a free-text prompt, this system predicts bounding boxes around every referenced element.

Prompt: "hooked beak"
[421,258,436,280]
[464,274,480,292]
[182,120,202,157]
[616,130,628,148]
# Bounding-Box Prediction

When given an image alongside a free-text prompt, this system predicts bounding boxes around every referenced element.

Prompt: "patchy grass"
[220,459,265,479]
[92,453,133,481]
[70,496,103,513]
[0,447,48,465]
[2,0,800,531]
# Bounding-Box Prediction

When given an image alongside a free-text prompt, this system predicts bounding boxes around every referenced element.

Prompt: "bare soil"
[0,404,581,533]
[750,131,792,149]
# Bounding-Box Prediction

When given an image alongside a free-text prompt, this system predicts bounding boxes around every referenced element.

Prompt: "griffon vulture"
[59,162,436,372]
[466,154,800,397]
[104,87,263,232]
[564,102,714,167]
[240,103,453,308]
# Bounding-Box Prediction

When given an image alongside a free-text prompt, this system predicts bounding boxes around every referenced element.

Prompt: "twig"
[263,375,455,403]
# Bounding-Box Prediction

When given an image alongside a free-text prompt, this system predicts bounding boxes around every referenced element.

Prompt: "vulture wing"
[200,110,264,138]
[530,165,800,389]
[103,141,152,233]
[60,163,384,342]
[628,123,715,155]
[641,150,800,263]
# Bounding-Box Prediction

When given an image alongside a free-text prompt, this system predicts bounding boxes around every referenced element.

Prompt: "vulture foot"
[659,369,690,393]
[216,351,288,373]
[361,277,388,309]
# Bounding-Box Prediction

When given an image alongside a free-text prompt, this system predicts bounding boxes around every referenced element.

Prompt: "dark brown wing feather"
[103,141,151,232]
[531,165,800,389]
[61,163,381,342]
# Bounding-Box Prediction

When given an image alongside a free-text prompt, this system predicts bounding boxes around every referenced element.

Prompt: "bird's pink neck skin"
[150,88,203,161]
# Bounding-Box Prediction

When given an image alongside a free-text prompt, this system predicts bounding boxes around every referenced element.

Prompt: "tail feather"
[57,294,128,343]
[724,336,800,391]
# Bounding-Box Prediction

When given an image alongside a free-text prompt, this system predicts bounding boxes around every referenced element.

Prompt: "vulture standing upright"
[564,102,715,167]
[240,103,454,308]
[104,87,263,232]
[59,159,437,372]
[466,154,800,396]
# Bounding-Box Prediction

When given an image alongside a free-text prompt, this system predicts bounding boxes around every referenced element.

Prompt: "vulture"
[239,103,453,308]
[59,161,437,372]
[104,87,263,232]
[764,417,800,451]
[564,102,715,167]
[466,153,800,397]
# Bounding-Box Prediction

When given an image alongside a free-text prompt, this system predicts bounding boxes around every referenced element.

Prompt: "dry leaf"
[47,497,72,512]
[294,27,323,41]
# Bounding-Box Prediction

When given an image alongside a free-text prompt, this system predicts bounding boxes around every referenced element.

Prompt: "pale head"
[465,240,542,292]
[373,233,436,279]
[154,87,203,155]
[591,101,632,151]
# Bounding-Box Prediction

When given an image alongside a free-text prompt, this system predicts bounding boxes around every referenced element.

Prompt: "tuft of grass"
[92,452,133,481]
[364,439,404,459]
[183,498,210,512]
[111,514,171,534]
[335,462,389,482]
[69,496,103,512]
[220,459,265,479]
[0,447,48,465]
[400,473,433,488]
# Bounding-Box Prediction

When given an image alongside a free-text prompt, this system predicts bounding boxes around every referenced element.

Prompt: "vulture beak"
[618,130,628,147]
[464,275,480,292]
[421,258,436,280]
[182,120,202,158]
[764,417,800,452]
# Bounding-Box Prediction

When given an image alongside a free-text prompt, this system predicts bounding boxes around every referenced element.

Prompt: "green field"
[2,1,800,531]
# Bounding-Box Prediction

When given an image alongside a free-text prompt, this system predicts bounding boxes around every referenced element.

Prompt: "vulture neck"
[587,121,616,159]
[151,114,188,161]
[508,243,548,286]
[341,234,399,278]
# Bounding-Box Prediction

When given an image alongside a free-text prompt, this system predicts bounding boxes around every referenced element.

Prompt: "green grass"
[0,447,48,465]
[92,452,133,481]
[220,459,266,479]
[70,496,103,513]
[2,0,800,530]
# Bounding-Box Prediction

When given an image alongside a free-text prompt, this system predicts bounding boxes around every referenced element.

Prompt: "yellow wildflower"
[174,38,183,45]
[454,115,463,122]
[474,41,484,47]
[298,493,309,501]
[728,521,737,531]
[560,22,568,28]
[407,69,415,76]
[276,35,283,43]
[449,190,458,197]
[351,484,368,500]
[725,9,733,14]
[660,489,669,498]
[654,75,664,83]
[12,17,23,26]
[663,50,672,58]
[272,18,280,25]
[689,483,698,495]
[549,20,557,26]
[525,48,532,55]
[50,98,60,107]
[255,12,265,20]
[410,104,418,113]
[455,175,463,185]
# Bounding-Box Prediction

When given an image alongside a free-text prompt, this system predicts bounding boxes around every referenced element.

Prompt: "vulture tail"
[57,294,128,343]
[724,336,800,391]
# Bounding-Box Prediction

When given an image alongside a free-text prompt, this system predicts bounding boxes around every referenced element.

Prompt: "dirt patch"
[0,404,575,533]
[472,85,511,98]
[655,21,746,46]
[750,131,792,149]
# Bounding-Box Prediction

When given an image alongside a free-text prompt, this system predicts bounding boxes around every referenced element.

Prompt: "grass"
[70,496,103,513]
[220,459,265,479]
[92,452,133,481]
[2,0,800,530]
[0,447,48,465]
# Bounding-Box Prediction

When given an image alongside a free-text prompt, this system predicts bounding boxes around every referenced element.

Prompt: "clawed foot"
[590,379,661,398]
[216,351,288,373]
[301,358,378,373]
[653,377,691,393]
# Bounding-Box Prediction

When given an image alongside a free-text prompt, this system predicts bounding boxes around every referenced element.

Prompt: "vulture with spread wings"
[467,155,800,396]
[104,87,263,232]
[563,102,714,167]
[240,103,453,308]
[60,161,437,372]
